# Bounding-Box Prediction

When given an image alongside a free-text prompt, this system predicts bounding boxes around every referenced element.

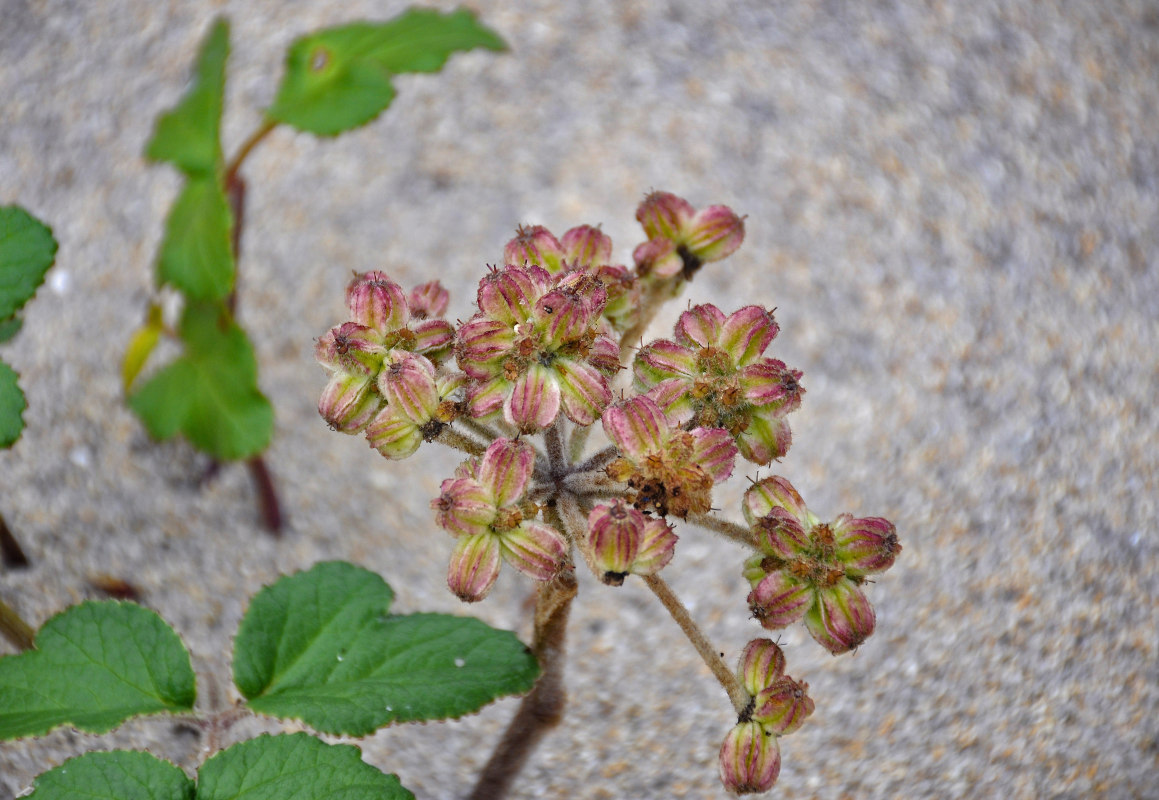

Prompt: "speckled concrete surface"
[2,1,1157,798]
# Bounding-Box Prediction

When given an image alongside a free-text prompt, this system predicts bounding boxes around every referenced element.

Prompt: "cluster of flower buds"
[316,272,461,459]
[634,303,804,465]
[718,639,814,794]
[316,190,899,797]
[433,438,566,601]
[742,476,901,654]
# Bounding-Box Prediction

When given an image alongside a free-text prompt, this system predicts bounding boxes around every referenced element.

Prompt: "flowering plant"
[318,190,901,795]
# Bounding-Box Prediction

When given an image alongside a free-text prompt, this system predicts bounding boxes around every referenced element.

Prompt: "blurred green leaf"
[234,561,539,735]
[0,315,22,343]
[0,602,196,740]
[267,8,505,136]
[122,304,165,392]
[26,751,194,800]
[145,19,229,175]
[0,205,57,320]
[128,302,272,460]
[0,360,26,449]
[156,175,234,302]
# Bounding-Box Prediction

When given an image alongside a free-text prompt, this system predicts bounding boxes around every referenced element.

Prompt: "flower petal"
[555,358,612,426]
[478,437,535,507]
[500,521,567,581]
[448,532,502,602]
[504,363,561,432]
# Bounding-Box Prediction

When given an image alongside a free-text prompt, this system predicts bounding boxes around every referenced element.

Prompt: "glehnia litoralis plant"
[317,191,902,795]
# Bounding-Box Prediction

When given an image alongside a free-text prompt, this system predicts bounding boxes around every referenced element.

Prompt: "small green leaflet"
[0,360,26,448]
[145,19,229,175]
[129,301,272,460]
[234,561,540,735]
[24,736,413,800]
[26,751,195,800]
[0,205,57,322]
[267,8,506,136]
[0,602,196,740]
[198,733,413,800]
[156,175,234,302]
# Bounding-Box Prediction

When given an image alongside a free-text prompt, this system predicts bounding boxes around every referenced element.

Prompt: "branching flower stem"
[686,512,758,549]
[642,573,750,714]
[434,427,488,457]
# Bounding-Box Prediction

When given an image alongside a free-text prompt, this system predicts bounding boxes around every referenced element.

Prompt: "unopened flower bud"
[832,514,902,576]
[684,204,745,264]
[585,500,643,584]
[346,271,410,332]
[748,572,812,630]
[560,224,613,268]
[737,638,787,696]
[751,676,814,736]
[718,721,780,795]
[409,280,449,319]
[504,225,565,272]
[318,373,381,433]
[806,577,876,655]
[447,532,501,602]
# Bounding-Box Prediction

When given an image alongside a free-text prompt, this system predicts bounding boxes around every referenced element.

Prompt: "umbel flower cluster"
[317,191,900,795]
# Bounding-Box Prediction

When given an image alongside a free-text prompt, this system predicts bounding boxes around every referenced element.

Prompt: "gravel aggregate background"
[2,1,1157,798]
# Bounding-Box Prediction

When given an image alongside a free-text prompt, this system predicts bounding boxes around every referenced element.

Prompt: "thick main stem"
[642,574,749,713]
[467,564,578,800]
[0,597,35,651]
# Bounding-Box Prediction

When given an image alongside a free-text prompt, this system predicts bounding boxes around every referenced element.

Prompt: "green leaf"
[157,175,234,301]
[267,8,506,136]
[145,19,229,175]
[128,301,272,460]
[197,733,413,800]
[0,205,58,320]
[0,601,196,740]
[27,750,194,800]
[123,304,165,391]
[0,359,26,448]
[234,561,539,735]
[0,314,23,343]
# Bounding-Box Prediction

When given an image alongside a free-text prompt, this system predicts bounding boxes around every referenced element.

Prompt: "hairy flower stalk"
[315,191,897,798]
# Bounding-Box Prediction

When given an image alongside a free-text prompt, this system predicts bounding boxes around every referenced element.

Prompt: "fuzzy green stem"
[571,444,619,475]
[686,512,758,548]
[0,597,35,651]
[435,427,487,457]
[618,279,681,364]
[457,416,505,446]
[544,418,566,474]
[642,573,749,713]
[567,422,593,463]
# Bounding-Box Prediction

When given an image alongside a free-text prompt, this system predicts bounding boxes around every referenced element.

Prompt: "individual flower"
[602,395,737,518]
[583,499,677,585]
[718,639,814,795]
[316,272,455,433]
[633,191,745,281]
[432,438,567,602]
[742,477,901,654]
[635,303,803,465]
[504,223,612,274]
[365,351,464,460]
[455,264,620,432]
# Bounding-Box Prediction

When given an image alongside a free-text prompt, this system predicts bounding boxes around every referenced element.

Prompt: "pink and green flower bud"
[477,264,552,325]
[717,306,780,367]
[365,404,425,460]
[554,357,612,426]
[743,476,814,529]
[637,191,694,241]
[748,572,812,630]
[447,532,502,602]
[534,287,591,347]
[634,339,698,386]
[410,318,456,363]
[315,322,388,375]
[466,375,510,420]
[751,676,814,736]
[560,224,613,268]
[591,264,641,333]
[683,204,745,263]
[806,577,876,654]
[751,508,811,561]
[505,225,565,272]
[408,280,449,319]
[718,721,780,795]
[689,426,739,484]
[674,303,727,349]
[602,395,668,461]
[504,363,562,432]
[478,438,535,506]
[499,521,568,581]
[585,500,645,585]
[632,237,683,278]
[735,404,794,465]
[377,352,439,423]
[345,271,410,333]
[632,517,677,576]
[318,373,381,433]
[832,514,902,576]
[432,477,495,537]
[738,360,802,408]
[456,317,515,379]
[737,638,787,696]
